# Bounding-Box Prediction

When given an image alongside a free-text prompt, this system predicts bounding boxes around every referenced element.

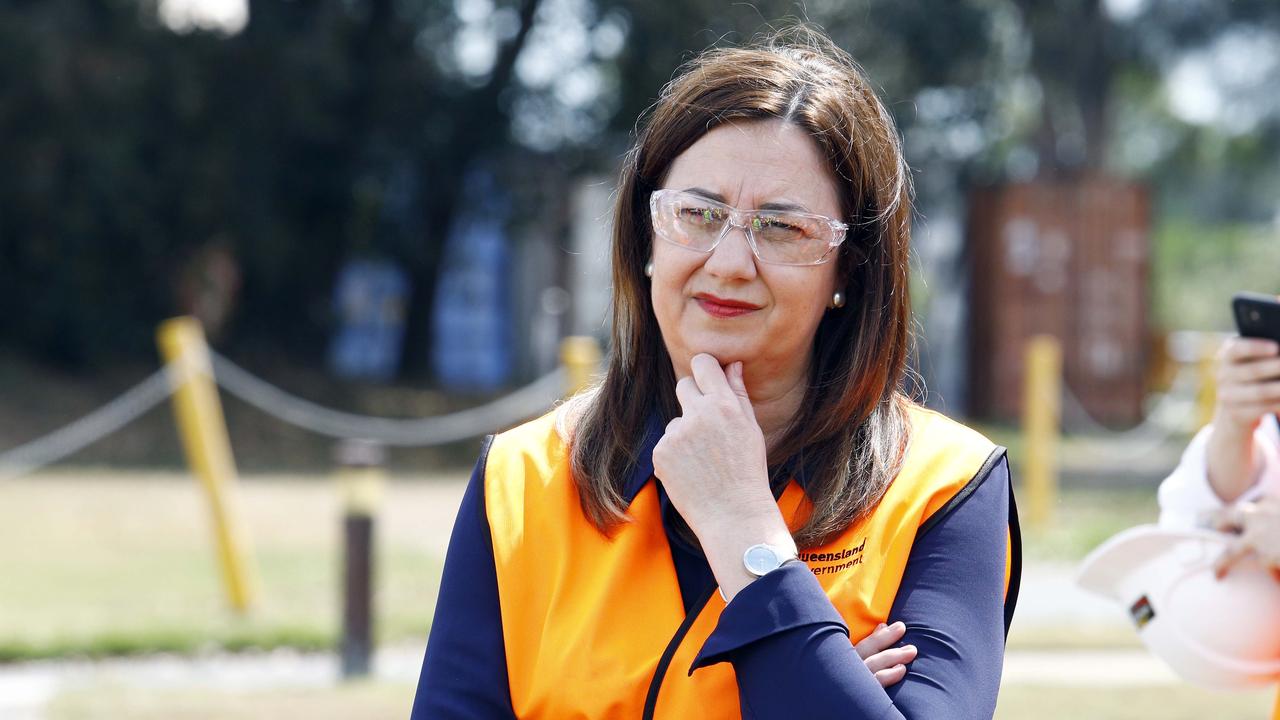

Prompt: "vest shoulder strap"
[483,411,566,562]
[900,404,1003,525]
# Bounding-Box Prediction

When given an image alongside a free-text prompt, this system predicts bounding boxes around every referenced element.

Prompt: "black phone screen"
[1233,292,1280,345]
[1232,293,1280,429]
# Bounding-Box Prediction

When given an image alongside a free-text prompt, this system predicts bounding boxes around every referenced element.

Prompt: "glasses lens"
[655,194,727,250]
[750,213,834,265]
[651,191,842,265]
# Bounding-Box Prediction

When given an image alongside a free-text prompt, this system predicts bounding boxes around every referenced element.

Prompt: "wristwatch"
[720,543,799,602]
[743,543,798,577]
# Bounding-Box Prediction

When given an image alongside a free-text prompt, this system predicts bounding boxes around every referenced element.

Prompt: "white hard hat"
[1076,524,1280,689]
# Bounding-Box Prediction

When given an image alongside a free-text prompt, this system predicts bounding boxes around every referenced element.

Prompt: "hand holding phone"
[1221,294,1280,428]
[1202,293,1280,504]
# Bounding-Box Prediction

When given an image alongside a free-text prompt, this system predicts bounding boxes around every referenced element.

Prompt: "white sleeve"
[1156,419,1280,530]
[1261,414,1280,495]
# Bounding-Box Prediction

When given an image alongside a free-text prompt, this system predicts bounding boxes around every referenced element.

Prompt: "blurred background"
[2,0,1279,718]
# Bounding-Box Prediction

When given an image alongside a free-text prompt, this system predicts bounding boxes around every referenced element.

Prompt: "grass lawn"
[46,682,416,720]
[12,469,1278,719]
[1019,486,1160,562]
[0,471,465,661]
[43,680,1276,719]
[995,684,1275,719]
[0,467,1169,661]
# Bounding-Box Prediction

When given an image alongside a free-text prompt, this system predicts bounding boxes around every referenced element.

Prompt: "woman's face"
[651,118,843,383]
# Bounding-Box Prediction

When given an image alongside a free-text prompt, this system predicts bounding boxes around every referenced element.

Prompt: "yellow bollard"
[157,317,257,614]
[560,336,602,396]
[1021,335,1062,529]
[1196,334,1220,429]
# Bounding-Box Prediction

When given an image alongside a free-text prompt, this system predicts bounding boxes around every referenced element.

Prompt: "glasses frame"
[648,188,848,267]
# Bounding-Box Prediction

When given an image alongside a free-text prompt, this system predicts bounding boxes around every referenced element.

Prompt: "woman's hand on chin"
[653,353,796,597]
[653,353,771,529]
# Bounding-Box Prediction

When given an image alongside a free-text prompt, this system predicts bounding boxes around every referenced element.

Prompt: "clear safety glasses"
[648,189,848,266]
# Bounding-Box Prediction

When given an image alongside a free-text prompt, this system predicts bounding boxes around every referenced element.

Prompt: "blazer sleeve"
[691,456,1013,720]
[410,437,517,719]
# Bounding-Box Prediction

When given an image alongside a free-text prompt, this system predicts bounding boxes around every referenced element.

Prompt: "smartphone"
[1233,292,1280,344]
[1233,294,1280,428]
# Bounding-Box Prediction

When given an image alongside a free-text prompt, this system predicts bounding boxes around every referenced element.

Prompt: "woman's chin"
[675,343,753,368]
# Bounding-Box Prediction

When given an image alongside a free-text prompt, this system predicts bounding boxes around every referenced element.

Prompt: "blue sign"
[328,259,410,381]
[431,170,513,391]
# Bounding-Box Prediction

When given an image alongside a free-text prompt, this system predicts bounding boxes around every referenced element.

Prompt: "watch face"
[744,544,781,576]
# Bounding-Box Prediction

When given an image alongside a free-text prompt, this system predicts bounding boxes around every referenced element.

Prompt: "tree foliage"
[1,0,1277,371]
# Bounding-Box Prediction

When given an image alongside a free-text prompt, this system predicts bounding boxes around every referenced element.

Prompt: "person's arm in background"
[691,456,1011,720]
[1205,337,1280,501]
[410,438,517,719]
[1159,338,1280,529]
[1158,336,1280,578]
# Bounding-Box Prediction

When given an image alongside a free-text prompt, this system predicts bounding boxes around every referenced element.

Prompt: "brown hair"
[568,26,914,549]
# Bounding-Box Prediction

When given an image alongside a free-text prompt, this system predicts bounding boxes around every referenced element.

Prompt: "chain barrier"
[1054,363,1202,466]
[0,354,565,480]
[0,342,1208,480]
[0,366,178,482]
[1061,363,1201,440]
[206,351,564,447]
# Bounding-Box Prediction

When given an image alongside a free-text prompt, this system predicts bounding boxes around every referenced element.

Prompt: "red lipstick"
[694,293,761,318]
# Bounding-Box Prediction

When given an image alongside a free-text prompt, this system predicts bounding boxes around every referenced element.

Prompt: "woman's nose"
[702,223,759,280]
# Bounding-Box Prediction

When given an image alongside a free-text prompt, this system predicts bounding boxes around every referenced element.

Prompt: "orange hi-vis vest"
[483,405,1018,719]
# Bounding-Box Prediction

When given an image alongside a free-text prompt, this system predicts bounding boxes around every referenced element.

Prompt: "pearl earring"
[831,290,845,309]
[644,260,654,278]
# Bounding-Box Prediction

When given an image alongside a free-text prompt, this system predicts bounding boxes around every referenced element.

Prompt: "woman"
[1159,333,1280,577]
[412,27,1019,719]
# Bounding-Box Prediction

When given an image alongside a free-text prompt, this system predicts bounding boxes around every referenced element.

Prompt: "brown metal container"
[966,177,1150,426]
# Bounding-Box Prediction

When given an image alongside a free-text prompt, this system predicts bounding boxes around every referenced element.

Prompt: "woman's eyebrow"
[683,187,727,203]
[757,200,811,213]
[682,187,812,213]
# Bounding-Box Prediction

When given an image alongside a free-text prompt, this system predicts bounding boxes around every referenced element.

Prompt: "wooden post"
[1022,335,1062,529]
[560,336,602,396]
[336,439,384,679]
[156,317,257,614]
